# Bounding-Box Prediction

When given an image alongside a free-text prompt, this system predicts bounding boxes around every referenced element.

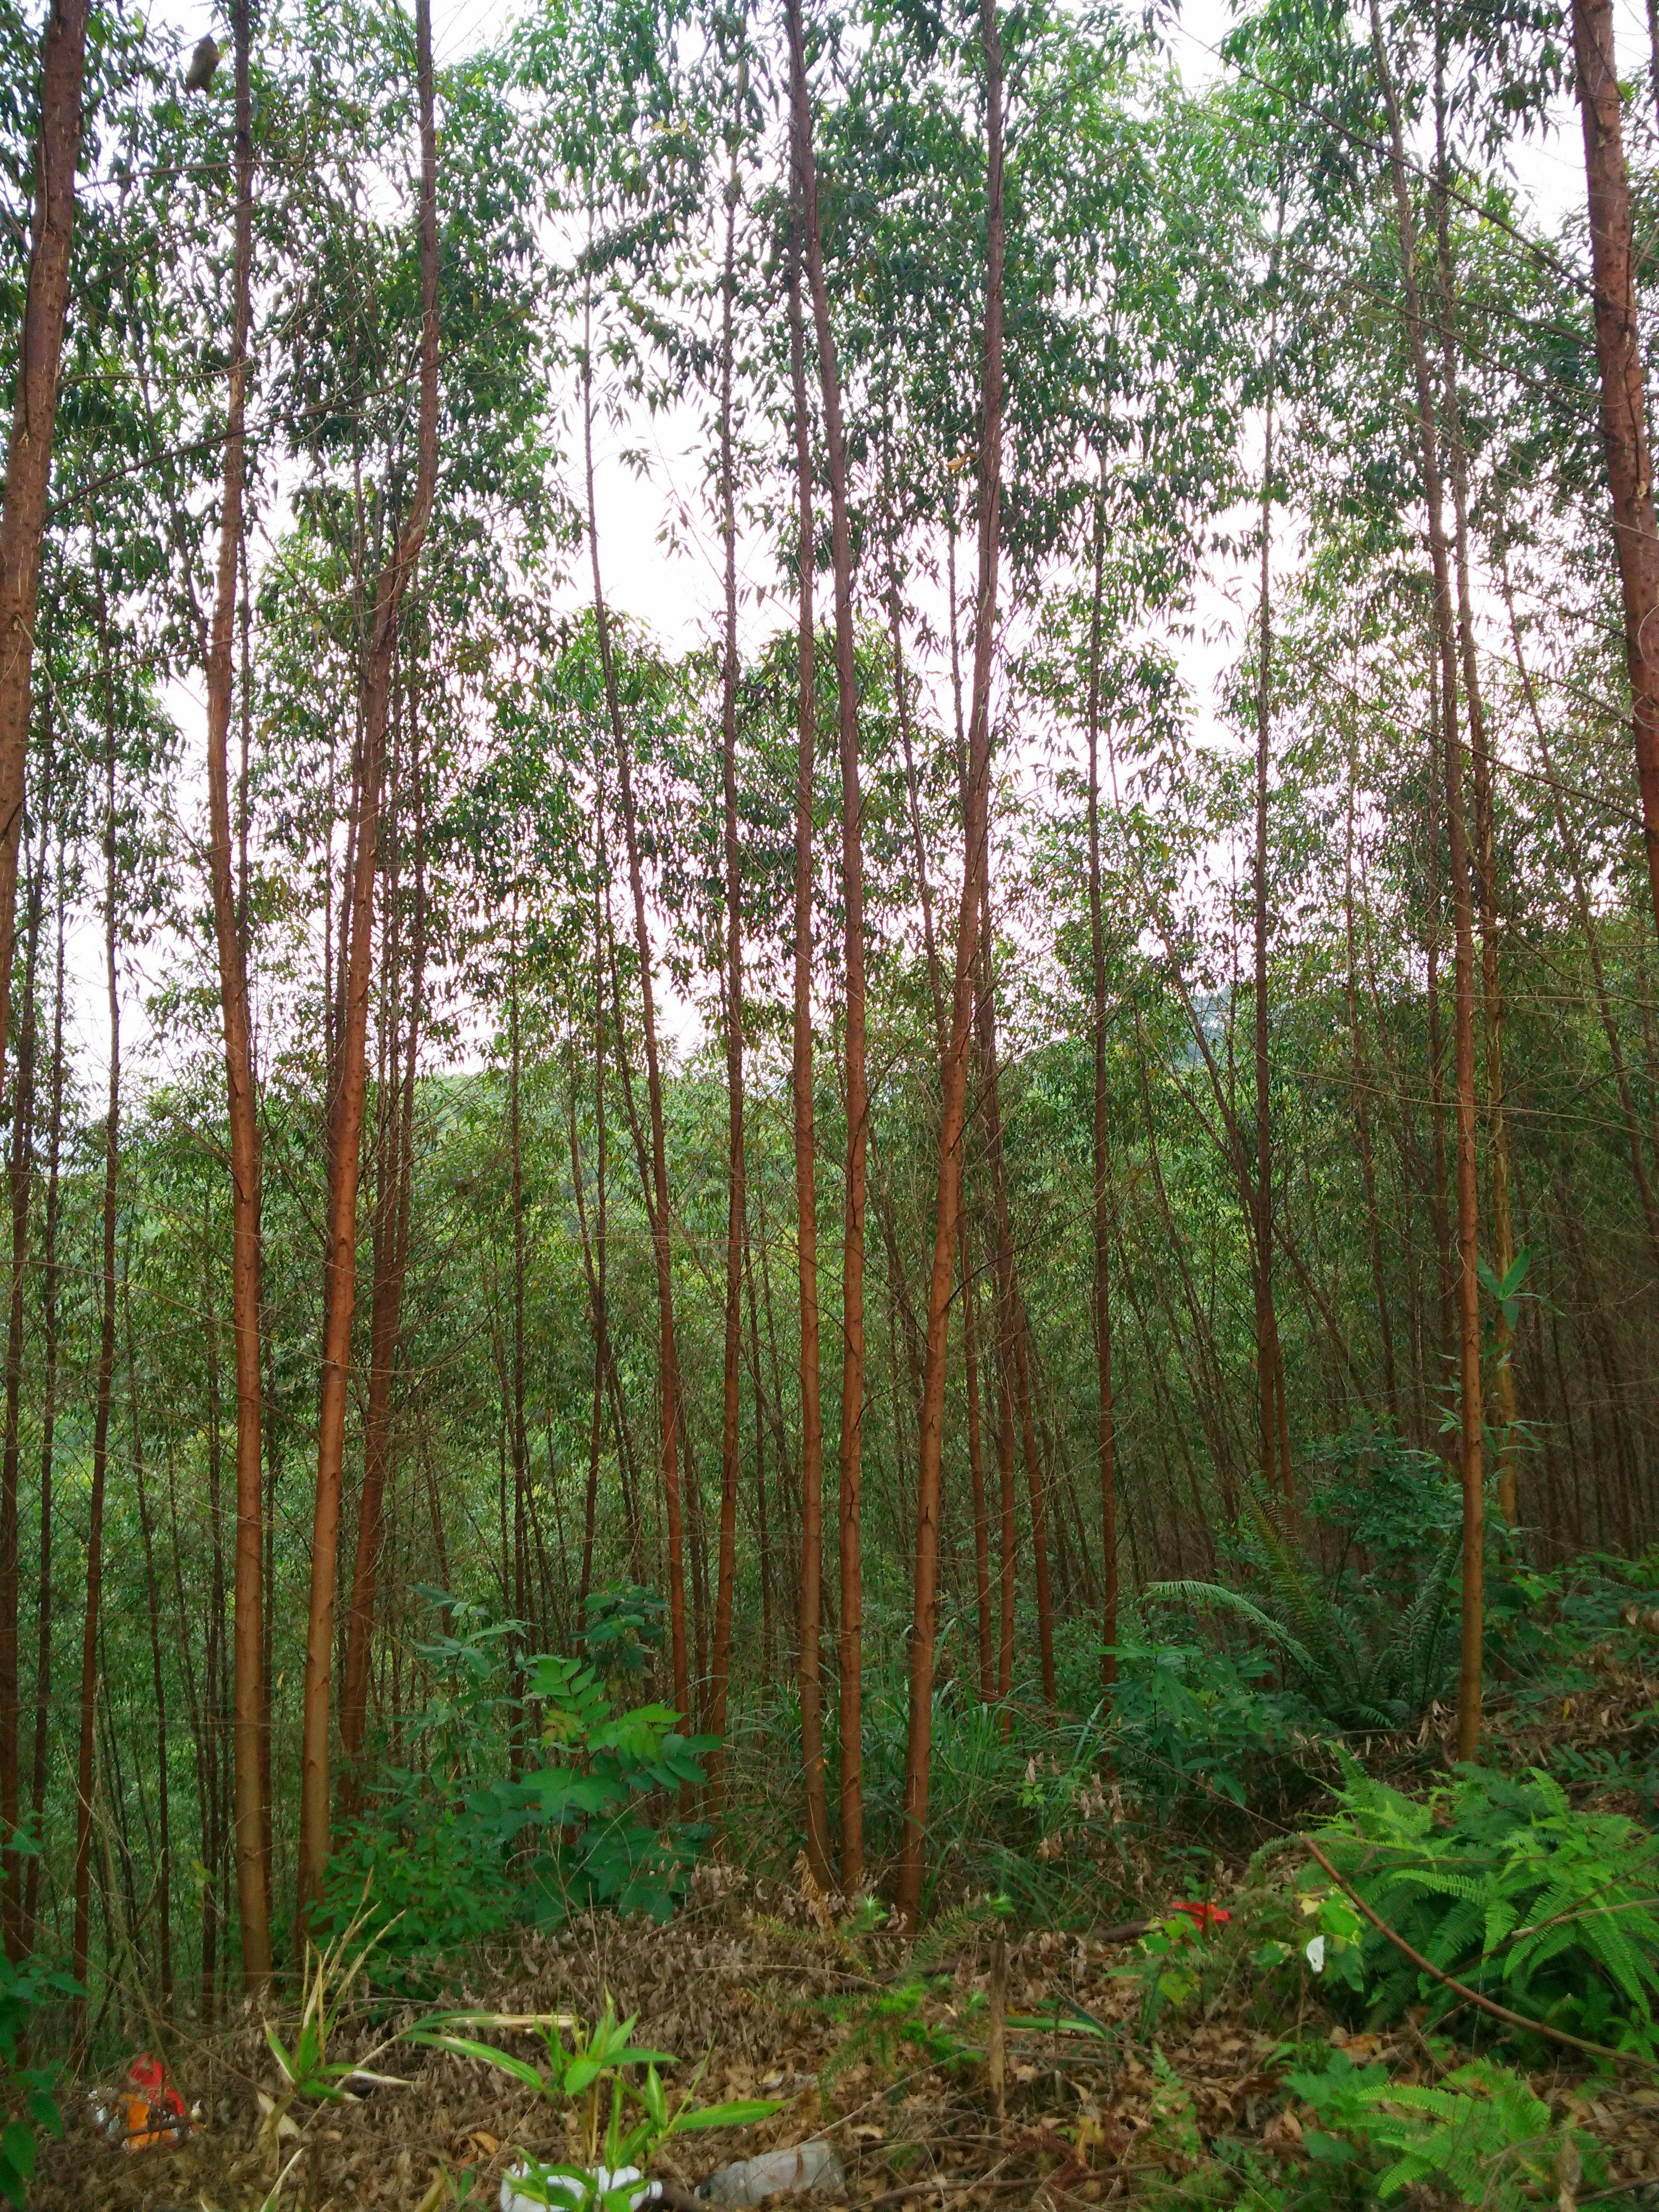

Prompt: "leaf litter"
[32,1861,1659,2212]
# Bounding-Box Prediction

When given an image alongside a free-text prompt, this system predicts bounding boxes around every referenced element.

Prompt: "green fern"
[1148,1490,1457,1730]
[1290,2048,1602,2212]
[1317,1764,1659,2057]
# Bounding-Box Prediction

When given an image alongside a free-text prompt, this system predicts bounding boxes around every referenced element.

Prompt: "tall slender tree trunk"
[1432,54,1519,1524]
[296,0,441,1928]
[71,657,120,2059]
[0,0,91,1120]
[204,0,271,1990]
[1083,482,1117,1693]
[0,773,45,1956]
[1570,0,1659,939]
[1252,230,1290,1506]
[710,139,746,1793]
[581,289,689,1723]
[340,713,425,1801]
[23,849,63,1949]
[784,165,833,1888]
[976,886,1055,1698]
[1373,0,1485,1759]
[1344,783,1398,1413]
[897,0,1004,1930]
[128,1278,171,2014]
[784,0,866,1888]
[959,1221,994,1699]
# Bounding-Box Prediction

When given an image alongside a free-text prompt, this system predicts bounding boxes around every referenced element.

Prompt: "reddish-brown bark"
[785,0,866,1888]
[1083,486,1117,1692]
[1571,0,1659,940]
[338,716,426,1803]
[1372,0,1484,1759]
[296,0,441,1927]
[203,0,271,1991]
[783,161,833,1887]
[0,0,92,1121]
[896,0,1004,1930]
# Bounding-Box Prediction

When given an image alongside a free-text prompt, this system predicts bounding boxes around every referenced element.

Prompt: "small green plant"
[1287,2046,1602,2210]
[0,1943,75,2211]
[1316,1761,1659,2057]
[409,1999,783,2210]
[259,1905,408,2206]
[817,1972,985,2089]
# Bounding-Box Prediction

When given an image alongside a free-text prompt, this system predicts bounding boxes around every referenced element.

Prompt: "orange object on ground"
[113,2052,191,2152]
[1168,1901,1231,1931]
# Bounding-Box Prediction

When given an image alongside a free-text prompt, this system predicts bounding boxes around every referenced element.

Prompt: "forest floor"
[35,1662,1659,2212]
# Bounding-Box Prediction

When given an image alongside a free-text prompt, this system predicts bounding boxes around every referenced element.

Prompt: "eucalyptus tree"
[297,0,441,1932]
[0,0,93,1169]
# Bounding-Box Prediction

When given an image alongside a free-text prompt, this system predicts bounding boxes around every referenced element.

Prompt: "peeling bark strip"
[0,0,92,1121]
[897,0,1005,1932]
[205,0,272,1994]
[296,0,442,1932]
[1571,0,1659,940]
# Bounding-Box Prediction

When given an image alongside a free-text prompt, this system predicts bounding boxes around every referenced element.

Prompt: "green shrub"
[1315,1762,1659,2058]
[1105,1623,1314,1819]
[0,1947,74,2209]
[318,1588,713,1980]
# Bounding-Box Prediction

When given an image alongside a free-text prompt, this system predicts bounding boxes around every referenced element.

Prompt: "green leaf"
[404,2032,548,2094]
[668,2097,784,2132]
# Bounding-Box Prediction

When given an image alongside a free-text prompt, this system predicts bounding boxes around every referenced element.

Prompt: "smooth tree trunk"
[784,169,834,1887]
[1252,247,1291,1506]
[709,144,745,1790]
[0,0,92,1119]
[23,856,63,1948]
[1431,73,1519,1524]
[1083,483,1117,1692]
[1571,0,1659,939]
[71,668,120,2058]
[0,781,45,1955]
[896,0,1004,1931]
[785,0,866,1888]
[960,1219,994,1698]
[296,0,441,1929]
[204,0,272,1991]
[1372,0,1484,1759]
[976,885,1056,1700]
[339,715,425,1798]
[581,291,689,1723]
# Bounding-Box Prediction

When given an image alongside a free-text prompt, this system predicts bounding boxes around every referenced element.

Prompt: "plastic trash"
[89,2052,194,2153]
[697,2141,847,2206]
[500,2163,656,2212]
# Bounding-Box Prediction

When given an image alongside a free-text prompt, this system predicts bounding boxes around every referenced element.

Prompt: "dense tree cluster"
[0,0,1654,2039]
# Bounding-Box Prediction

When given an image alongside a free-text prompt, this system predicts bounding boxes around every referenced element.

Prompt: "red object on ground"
[116,2052,191,2152]
[1168,1901,1232,1931]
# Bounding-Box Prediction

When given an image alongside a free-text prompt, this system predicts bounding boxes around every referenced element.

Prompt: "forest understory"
[32,1607,1659,2212]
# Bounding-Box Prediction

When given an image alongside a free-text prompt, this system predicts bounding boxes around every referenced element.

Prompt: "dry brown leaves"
[31,1873,1659,2212]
